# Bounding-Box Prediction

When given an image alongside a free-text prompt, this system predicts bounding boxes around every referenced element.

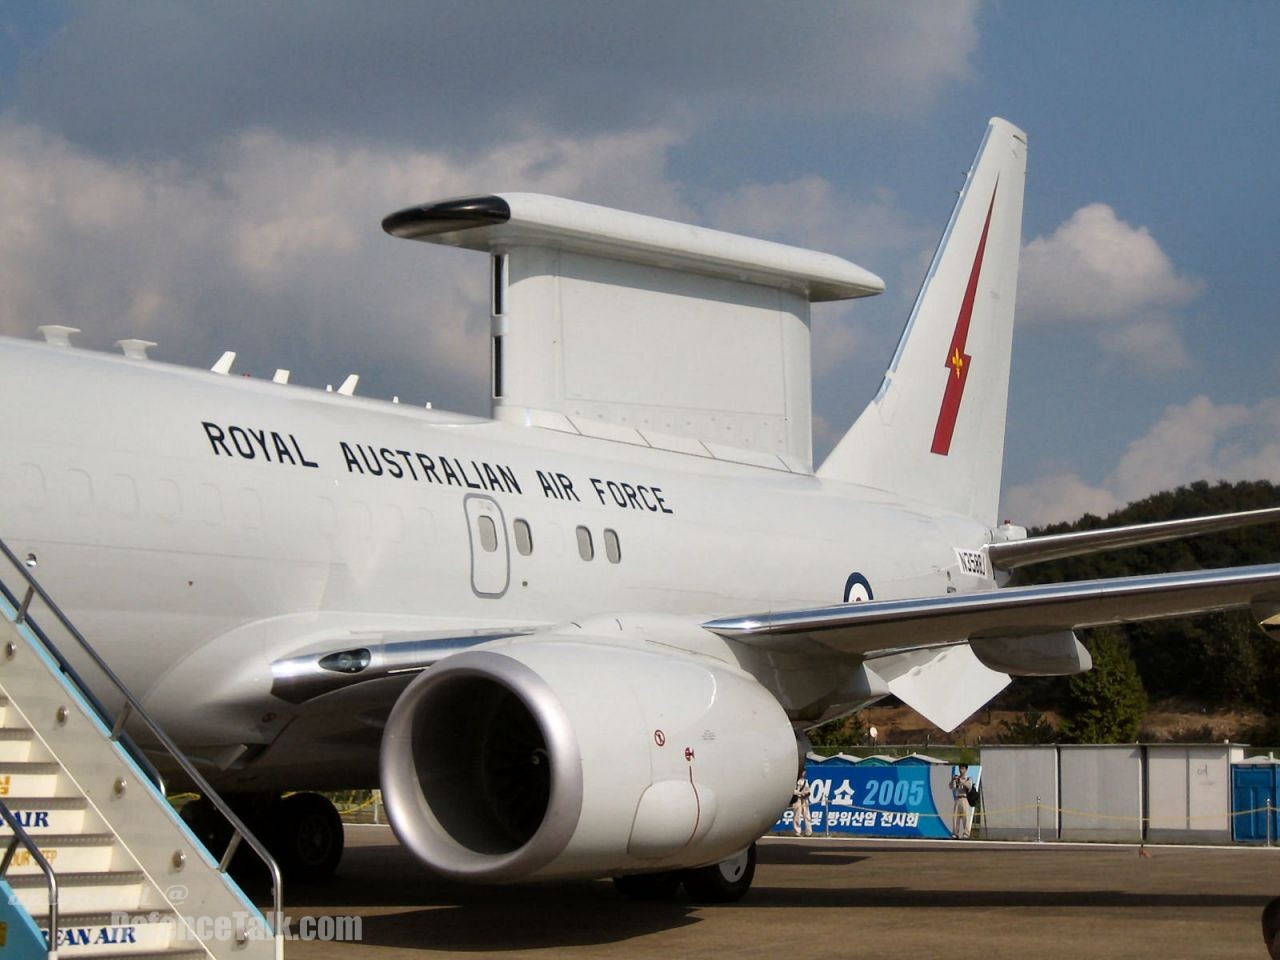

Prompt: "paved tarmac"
[280,824,1280,960]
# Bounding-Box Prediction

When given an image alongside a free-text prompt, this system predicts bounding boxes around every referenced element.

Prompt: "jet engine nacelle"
[379,639,796,882]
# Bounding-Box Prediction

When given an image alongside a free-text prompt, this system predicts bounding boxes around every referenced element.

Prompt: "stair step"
[3,625,277,960]
[18,831,115,846]
[0,726,36,761]
[0,795,91,833]
[65,952,207,960]
[3,833,116,874]
[0,759,63,796]
[9,870,148,915]
[39,911,184,956]
[7,869,145,888]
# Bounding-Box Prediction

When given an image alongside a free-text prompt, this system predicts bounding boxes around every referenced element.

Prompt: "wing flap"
[704,563,1280,656]
[871,644,1011,732]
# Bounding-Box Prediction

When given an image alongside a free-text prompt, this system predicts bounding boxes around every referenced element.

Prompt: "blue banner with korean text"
[774,759,981,839]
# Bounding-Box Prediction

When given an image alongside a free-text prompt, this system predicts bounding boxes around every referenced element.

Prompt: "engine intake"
[381,651,582,880]
[380,639,795,882]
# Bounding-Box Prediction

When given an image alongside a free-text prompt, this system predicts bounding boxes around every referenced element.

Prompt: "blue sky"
[1,1,1277,525]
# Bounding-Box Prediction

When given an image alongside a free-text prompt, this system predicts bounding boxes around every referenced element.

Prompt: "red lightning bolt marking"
[930,186,998,456]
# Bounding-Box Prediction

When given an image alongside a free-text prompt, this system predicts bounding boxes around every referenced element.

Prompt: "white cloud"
[702,176,929,383]
[0,121,687,411]
[704,177,920,259]
[1107,395,1277,501]
[811,316,864,380]
[1002,395,1280,526]
[1095,319,1190,375]
[1019,203,1201,373]
[1021,204,1200,323]
[1001,474,1120,528]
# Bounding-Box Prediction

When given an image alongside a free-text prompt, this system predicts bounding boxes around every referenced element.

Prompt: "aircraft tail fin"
[818,118,1027,526]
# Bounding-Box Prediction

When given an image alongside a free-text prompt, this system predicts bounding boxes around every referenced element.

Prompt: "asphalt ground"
[280,825,1280,960]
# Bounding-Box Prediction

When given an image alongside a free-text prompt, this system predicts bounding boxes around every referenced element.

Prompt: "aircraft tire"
[680,844,756,903]
[270,792,345,883]
[612,870,682,900]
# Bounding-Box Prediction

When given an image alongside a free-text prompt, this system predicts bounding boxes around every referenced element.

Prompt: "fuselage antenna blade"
[38,325,81,347]
[116,339,157,360]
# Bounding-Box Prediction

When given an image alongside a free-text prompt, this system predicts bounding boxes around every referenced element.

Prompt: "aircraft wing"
[704,563,1280,654]
[988,506,1280,570]
[704,564,1280,731]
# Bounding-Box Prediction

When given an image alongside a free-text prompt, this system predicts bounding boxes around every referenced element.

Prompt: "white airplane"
[3,118,1279,901]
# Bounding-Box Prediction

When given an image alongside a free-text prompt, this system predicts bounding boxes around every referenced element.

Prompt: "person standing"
[791,773,813,837]
[950,764,974,839]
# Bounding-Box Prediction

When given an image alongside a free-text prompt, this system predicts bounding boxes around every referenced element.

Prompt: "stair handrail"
[0,575,167,798]
[0,537,283,952]
[0,797,59,960]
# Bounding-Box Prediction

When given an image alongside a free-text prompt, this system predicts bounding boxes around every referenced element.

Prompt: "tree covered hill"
[1002,480,1280,726]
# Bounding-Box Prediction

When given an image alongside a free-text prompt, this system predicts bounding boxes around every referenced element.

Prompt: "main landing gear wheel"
[681,844,756,903]
[612,870,683,900]
[270,792,344,883]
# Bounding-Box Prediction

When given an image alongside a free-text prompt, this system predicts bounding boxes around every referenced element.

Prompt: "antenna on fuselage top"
[38,325,81,348]
[116,339,157,360]
[273,369,290,384]
[337,374,359,396]
[211,351,236,374]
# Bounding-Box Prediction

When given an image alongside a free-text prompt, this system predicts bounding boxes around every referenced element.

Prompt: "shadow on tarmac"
[252,833,1272,952]
[747,885,1266,910]
[353,898,700,952]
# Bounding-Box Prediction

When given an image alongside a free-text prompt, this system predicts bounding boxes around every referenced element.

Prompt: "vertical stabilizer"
[818,119,1027,525]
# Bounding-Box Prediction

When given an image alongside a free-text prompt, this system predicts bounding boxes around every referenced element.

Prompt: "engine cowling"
[379,638,795,881]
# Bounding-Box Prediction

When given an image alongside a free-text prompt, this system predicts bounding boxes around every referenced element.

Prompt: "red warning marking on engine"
[653,730,666,746]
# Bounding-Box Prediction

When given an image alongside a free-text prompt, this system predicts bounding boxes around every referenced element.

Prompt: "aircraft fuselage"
[0,336,994,786]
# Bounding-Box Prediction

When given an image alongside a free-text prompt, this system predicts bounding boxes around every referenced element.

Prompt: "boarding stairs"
[0,539,283,960]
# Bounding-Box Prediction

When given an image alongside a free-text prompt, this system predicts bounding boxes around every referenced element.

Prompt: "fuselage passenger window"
[514,518,533,556]
[604,528,621,564]
[576,525,594,561]
[478,515,499,552]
